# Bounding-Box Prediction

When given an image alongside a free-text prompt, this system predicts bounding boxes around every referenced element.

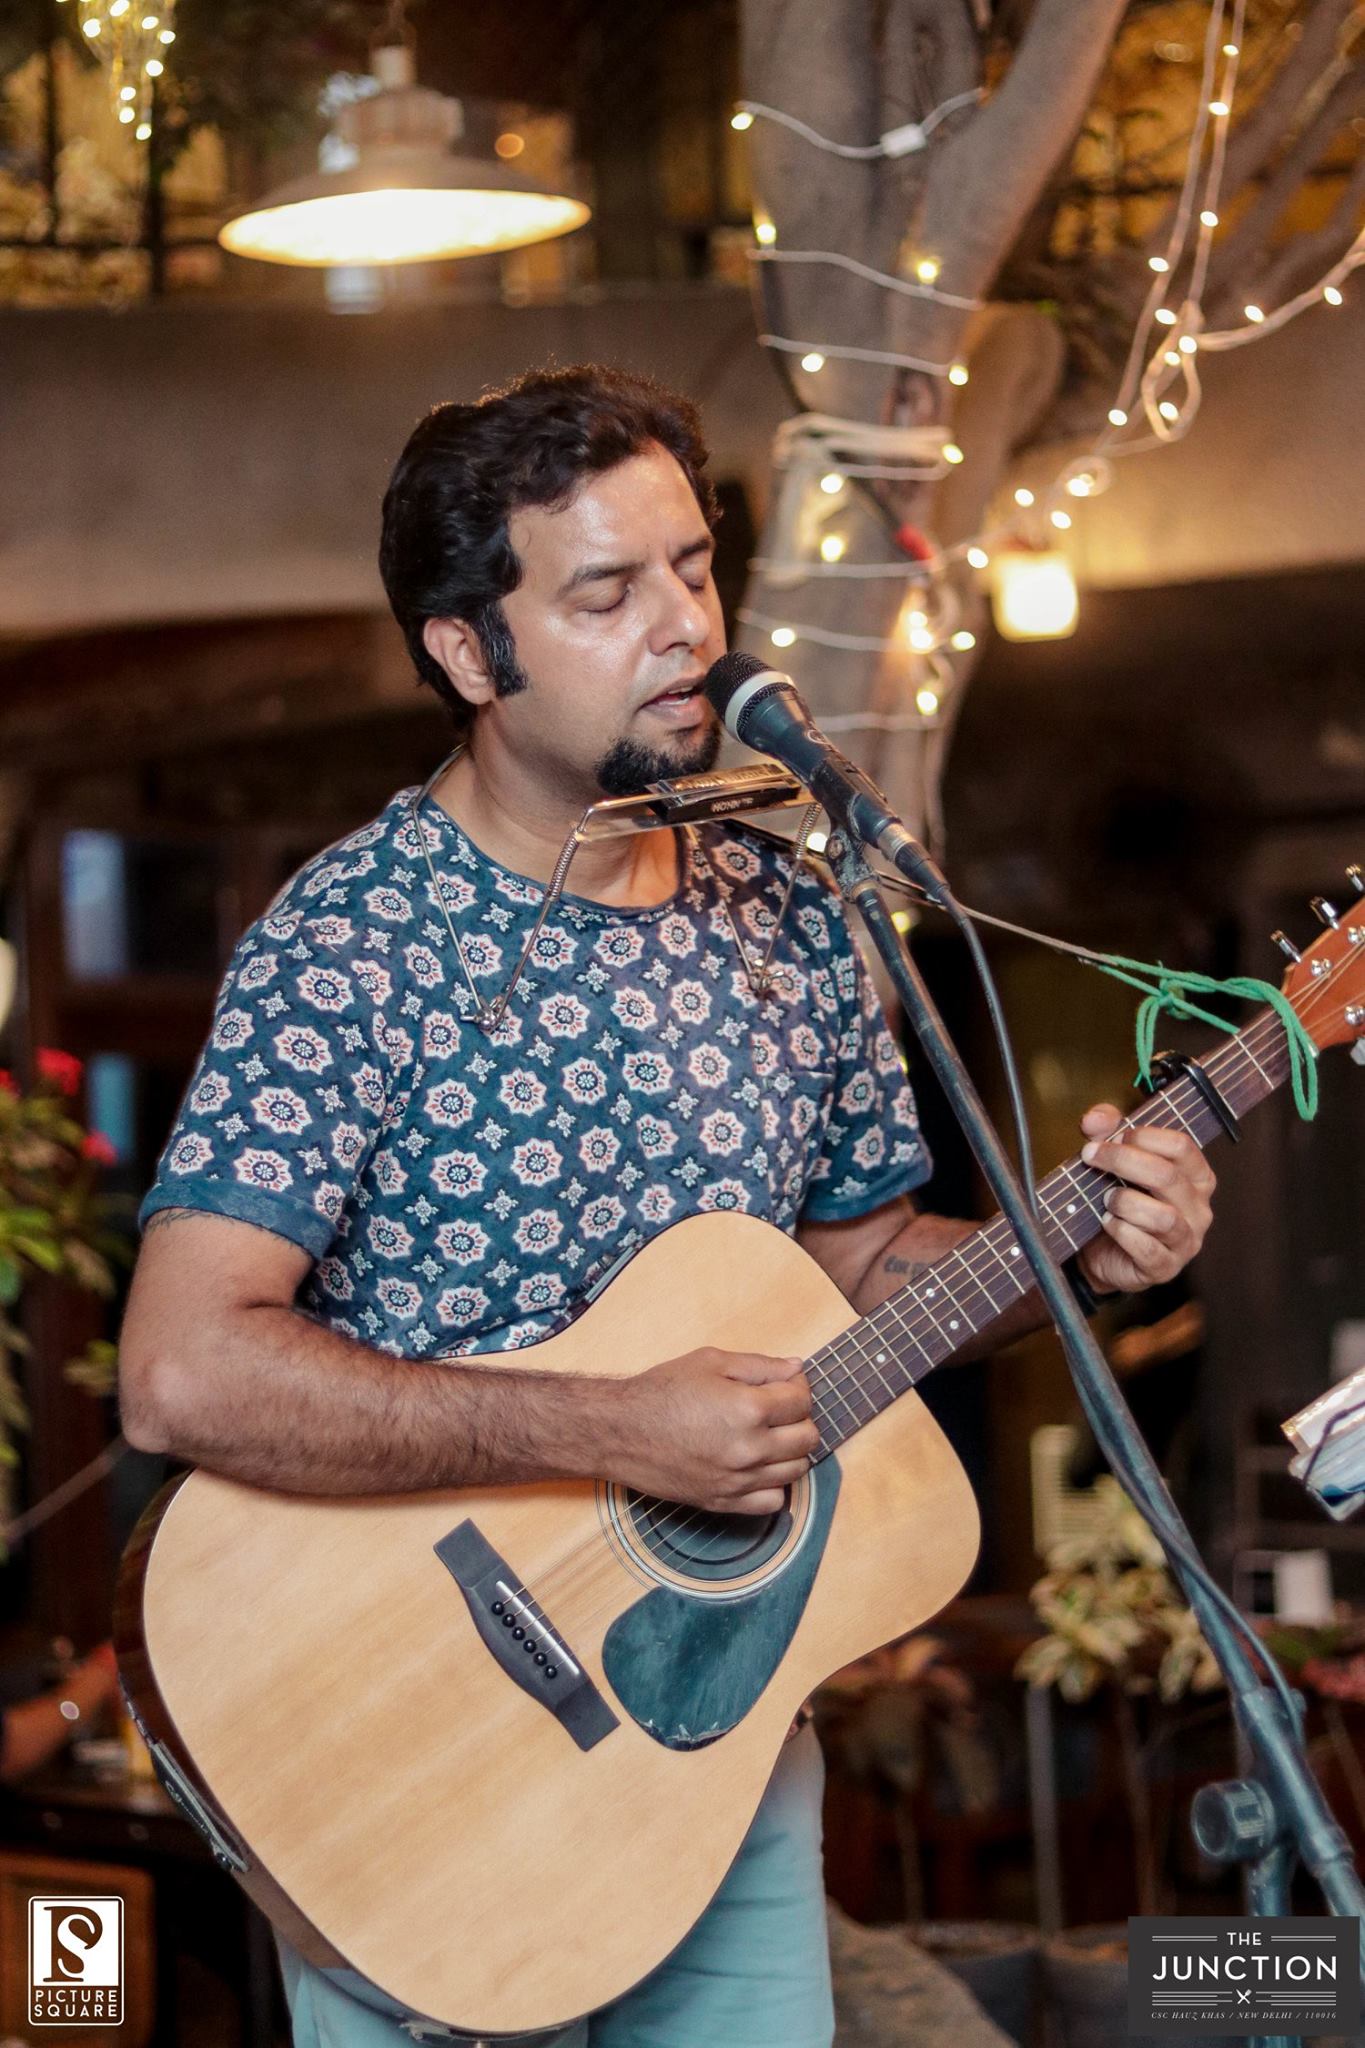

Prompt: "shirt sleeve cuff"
[799,1147,934,1224]
[138,1178,336,1259]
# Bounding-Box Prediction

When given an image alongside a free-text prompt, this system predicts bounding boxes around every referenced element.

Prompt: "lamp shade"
[219,62,589,268]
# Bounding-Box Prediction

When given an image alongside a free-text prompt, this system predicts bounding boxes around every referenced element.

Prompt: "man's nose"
[651,571,709,649]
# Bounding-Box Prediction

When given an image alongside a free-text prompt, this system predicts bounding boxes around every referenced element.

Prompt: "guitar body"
[117,1210,980,2035]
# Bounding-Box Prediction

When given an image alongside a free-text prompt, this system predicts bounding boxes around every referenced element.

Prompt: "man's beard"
[593,707,722,797]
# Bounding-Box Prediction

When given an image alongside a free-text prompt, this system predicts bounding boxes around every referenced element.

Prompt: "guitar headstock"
[1274,866,1365,1057]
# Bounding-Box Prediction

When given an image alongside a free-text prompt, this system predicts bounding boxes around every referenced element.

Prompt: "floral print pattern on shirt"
[140,788,931,1357]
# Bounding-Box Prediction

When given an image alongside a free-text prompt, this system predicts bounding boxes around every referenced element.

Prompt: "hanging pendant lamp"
[219,14,589,269]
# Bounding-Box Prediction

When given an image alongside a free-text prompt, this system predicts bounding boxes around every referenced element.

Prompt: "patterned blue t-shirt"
[140,786,931,1357]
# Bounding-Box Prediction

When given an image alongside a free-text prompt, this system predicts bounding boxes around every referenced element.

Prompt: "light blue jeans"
[276,1721,833,2048]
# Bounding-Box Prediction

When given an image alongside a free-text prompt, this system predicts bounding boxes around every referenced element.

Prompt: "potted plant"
[1016,1477,1224,2048]
[0,1047,123,1521]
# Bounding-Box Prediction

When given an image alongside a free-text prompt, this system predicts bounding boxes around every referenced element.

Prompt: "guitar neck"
[808,1005,1294,1454]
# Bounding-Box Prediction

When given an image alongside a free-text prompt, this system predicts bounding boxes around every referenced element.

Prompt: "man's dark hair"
[379,363,720,732]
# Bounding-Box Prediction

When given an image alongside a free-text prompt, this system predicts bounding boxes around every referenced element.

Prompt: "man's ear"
[423,617,496,711]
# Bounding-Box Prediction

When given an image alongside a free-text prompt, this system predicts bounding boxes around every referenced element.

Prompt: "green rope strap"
[1081,953,1320,1121]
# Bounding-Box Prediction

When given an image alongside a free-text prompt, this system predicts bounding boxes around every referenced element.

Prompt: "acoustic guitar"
[115,889,1365,2035]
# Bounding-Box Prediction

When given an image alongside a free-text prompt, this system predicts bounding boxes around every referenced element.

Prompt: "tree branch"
[1240,141,1365,310]
[918,0,1129,306]
[1207,68,1365,312]
[1218,0,1360,197]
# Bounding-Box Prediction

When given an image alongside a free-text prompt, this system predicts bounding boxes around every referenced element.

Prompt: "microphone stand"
[822,825,1365,2040]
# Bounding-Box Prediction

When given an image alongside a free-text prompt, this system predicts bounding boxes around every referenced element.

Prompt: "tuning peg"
[1348,865,1363,896]
[1272,930,1301,962]
[1311,897,1340,929]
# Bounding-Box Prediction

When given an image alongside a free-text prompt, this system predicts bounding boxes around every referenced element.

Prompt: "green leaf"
[0,1254,20,1305]
[12,1235,63,1274]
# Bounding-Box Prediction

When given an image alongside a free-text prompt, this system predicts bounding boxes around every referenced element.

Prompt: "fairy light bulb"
[119,105,135,121]
[135,121,151,138]
[950,630,976,652]
[1200,210,1219,228]
[914,257,940,284]
[1324,285,1344,306]
[754,217,776,246]
[1108,407,1128,426]
[771,626,796,649]
[119,84,136,99]
[731,110,753,131]
[1066,471,1095,497]
[1222,42,1239,55]
[1158,399,1179,420]
[1149,256,1170,273]
[948,363,969,386]
[145,56,163,74]
[1244,304,1264,323]
[1209,100,1230,118]
[1154,307,1177,326]
[1049,509,1072,530]
[819,533,846,563]
[942,442,964,465]
[819,472,842,495]
[1013,487,1034,507]
[82,17,100,34]
[966,546,989,570]
[800,352,825,373]
[916,687,940,716]
[909,626,935,652]
[1179,335,1198,353]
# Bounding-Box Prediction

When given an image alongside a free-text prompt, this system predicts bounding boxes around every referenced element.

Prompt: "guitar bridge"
[434,1520,619,1753]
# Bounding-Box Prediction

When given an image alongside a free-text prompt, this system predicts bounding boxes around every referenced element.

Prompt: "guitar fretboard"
[806,1009,1292,1455]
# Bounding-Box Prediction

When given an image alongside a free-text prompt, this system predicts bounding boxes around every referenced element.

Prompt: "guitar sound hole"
[623,1489,795,1583]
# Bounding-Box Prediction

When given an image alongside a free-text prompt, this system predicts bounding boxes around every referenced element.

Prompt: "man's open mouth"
[645,676,706,708]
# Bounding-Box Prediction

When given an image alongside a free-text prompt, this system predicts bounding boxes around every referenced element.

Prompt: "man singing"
[120,364,1215,2048]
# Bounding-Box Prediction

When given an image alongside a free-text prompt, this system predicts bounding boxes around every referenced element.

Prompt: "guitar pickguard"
[601,1455,841,1749]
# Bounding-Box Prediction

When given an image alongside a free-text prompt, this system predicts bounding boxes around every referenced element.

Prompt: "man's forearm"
[125,1303,629,1496]
[850,1210,1059,1361]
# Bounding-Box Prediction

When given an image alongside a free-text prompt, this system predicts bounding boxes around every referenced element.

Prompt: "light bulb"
[909,627,935,652]
[967,546,989,570]
[1014,487,1034,508]
[1222,42,1239,56]
[109,0,128,13]
[731,111,754,131]
[948,363,969,386]
[82,17,100,34]
[754,218,776,246]
[1209,100,1230,117]
[1179,335,1198,353]
[1050,509,1072,530]
[915,257,940,284]
[991,550,1079,642]
[942,442,964,465]
[819,534,846,563]
[145,57,163,75]
[1148,256,1170,273]
[800,352,825,373]
[1154,307,1177,325]
[1066,472,1095,497]
[950,630,976,652]
[1200,210,1219,228]
[771,626,797,648]
[1244,303,1264,323]
[908,609,927,631]
[1324,285,1344,306]
[819,472,842,495]
[120,85,136,99]
[119,106,135,122]
[135,122,151,138]
[1108,407,1128,426]
[1158,400,1179,420]
[158,26,173,39]
[916,687,940,716]
[1164,350,1180,366]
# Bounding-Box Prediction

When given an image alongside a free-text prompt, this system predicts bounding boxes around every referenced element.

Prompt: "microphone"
[704,650,949,901]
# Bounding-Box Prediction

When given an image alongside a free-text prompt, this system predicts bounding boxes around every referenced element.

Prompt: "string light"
[942,442,964,464]
[967,546,989,570]
[1243,303,1264,322]
[731,110,754,131]
[1149,256,1170,273]
[948,363,969,386]
[1158,399,1180,420]
[1049,509,1072,530]
[914,257,941,284]
[819,472,843,495]
[916,687,941,716]
[1208,99,1230,117]
[732,89,984,163]
[1324,285,1344,306]
[70,0,177,139]
[800,351,825,372]
[771,626,797,648]
[1108,408,1128,426]
[754,217,777,246]
[950,631,976,652]
[1014,487,1034,507]
[819,534,847,563]
[1154,306,1177,325]
[1179,335,1198,353]
[1200,209,1219,227]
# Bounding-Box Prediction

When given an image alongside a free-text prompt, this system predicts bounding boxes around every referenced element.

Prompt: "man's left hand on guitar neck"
[796,1098,1215,1358]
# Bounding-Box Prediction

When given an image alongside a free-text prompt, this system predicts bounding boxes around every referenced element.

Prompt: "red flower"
[81,1131,118,1166]
[0,1069,15,1095]
[36,1048,83,1096]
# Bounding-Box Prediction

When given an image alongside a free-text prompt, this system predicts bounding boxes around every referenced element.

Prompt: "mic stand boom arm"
[822,826,1365,2021]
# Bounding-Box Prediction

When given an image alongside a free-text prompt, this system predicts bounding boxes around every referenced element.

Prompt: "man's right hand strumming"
[120,1210,815,1514]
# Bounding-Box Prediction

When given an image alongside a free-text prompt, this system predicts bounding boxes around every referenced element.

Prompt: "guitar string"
[490,948,1351,1630]
[510,1013,1281,1623]
[502,995,1307,1624]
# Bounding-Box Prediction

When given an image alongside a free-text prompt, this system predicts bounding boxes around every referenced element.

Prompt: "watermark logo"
[1128,1915,1358,2035]
[28,1896,123,2027]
